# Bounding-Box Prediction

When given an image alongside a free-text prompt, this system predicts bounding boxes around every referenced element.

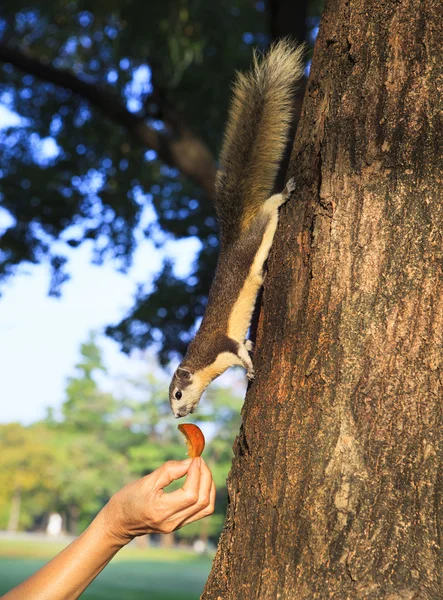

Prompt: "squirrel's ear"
[177,367,192,381]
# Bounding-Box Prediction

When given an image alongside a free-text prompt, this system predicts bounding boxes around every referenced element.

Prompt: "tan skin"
[2,458,215,600]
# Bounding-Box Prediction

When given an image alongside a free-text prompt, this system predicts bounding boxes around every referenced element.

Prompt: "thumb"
[154,459,193,490]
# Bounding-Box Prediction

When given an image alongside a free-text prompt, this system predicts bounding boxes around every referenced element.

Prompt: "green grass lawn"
[0,538,213,599]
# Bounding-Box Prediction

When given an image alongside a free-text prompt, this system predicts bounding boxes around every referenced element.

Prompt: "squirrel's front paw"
[246,369,255,381]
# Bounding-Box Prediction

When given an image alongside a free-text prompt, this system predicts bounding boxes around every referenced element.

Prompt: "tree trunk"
[160,532,175,548]
[67,505,80,536]
[199,514,210,545]
[7,489,21,533]
[203,0,442,598]
[135,534,150,549]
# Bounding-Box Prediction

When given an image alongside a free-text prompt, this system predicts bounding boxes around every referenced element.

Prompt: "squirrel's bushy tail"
[215,39,305,244]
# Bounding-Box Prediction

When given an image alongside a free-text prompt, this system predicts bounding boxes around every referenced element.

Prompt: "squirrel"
[169,39,305,418]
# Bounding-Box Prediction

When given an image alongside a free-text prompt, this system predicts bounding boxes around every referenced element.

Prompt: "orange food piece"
[178,423,205,458]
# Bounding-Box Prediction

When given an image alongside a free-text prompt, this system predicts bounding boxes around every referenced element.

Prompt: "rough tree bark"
[203,0,442,598]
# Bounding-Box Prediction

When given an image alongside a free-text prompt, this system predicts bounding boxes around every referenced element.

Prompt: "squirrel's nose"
[175,408,189,419]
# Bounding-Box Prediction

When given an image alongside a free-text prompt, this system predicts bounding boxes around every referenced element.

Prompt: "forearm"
[2,460,215,600]
[2,511,123,600]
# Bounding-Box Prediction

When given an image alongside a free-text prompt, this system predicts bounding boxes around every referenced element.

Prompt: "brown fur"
[228,192,286,342]
[215,39,305,246]
[170,182,295,417]
[169,40,304,417]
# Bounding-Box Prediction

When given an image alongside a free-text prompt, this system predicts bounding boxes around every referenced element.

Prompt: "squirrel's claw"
[284,177,296,197]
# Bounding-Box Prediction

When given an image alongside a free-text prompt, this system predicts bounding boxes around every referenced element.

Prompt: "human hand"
[98,457,215,547]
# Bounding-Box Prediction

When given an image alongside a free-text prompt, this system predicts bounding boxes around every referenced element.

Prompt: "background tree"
[0,0,264,363]
[0,0,319,363]
[61,333,118,432]
[0,335,245,541]
[48,430,129,534]
[0,423,56,532]
[203,0,443,597]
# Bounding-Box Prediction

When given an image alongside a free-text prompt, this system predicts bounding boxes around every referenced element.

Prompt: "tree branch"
[0,42,216,199]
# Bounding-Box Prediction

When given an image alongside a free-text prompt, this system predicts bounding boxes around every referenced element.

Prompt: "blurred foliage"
[0,422,58,530]
[0,0,267,362]
[0,335,244,541]
[0,1,322,363]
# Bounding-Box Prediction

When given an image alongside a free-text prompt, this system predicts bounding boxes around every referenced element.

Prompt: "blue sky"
[0,101,204,423]
[0,231,200,424]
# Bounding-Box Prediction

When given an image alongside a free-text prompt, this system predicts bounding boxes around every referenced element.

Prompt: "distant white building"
[46,513,63,536]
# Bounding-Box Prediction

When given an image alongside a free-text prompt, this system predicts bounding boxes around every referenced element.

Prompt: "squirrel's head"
[169,367,205,418]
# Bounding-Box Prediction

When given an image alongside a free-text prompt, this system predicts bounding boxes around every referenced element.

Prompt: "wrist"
[93,503,132,549]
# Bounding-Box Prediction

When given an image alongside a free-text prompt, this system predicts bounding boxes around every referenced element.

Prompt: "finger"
[175,480,216,529]
[160,457,202,515]
[197,461,213,506]
[153,459,192,491]
[162,458,206,519]
[182,457,202,495]
[173,460,212,517]
[163,464,214,526]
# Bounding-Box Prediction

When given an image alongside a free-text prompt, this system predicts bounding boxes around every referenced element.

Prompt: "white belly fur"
[228,199,281,342]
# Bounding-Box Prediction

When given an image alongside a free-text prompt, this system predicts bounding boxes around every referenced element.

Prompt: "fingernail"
[182,458,192,464]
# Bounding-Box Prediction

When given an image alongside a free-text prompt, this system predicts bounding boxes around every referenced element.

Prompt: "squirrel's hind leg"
[283,176,296,198]
[244,339,254,353]
[265,177,296,211]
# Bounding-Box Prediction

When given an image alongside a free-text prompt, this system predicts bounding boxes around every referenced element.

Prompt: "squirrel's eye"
[175,391,182,400]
